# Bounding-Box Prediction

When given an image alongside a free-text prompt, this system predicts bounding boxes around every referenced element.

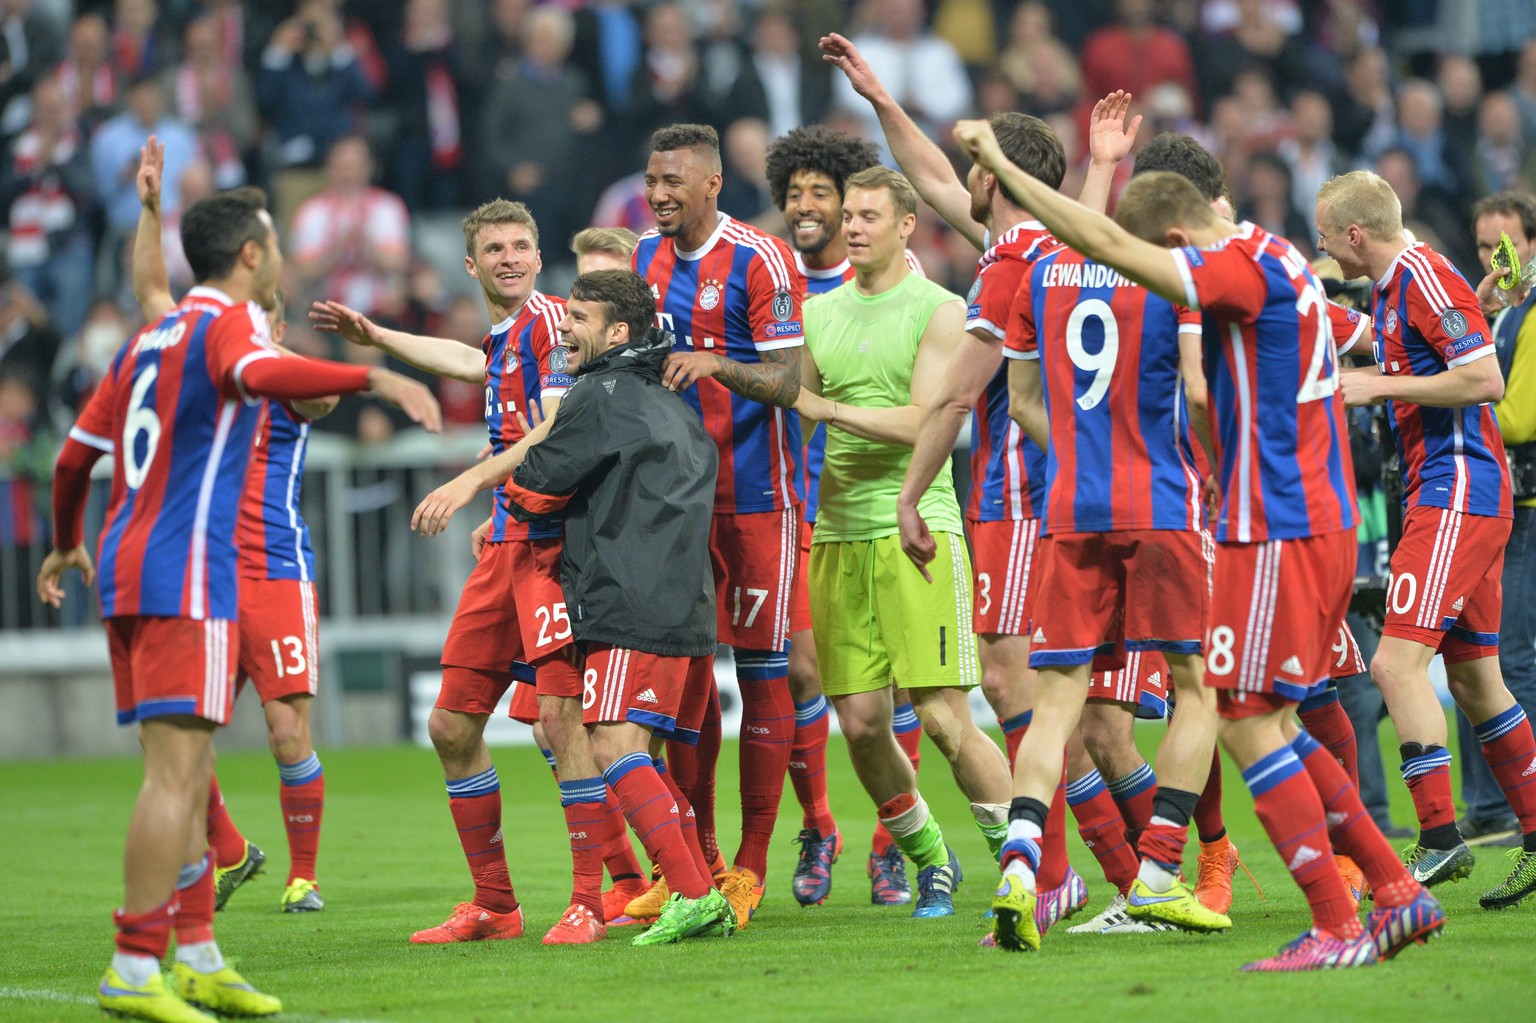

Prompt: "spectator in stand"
[1301,0,1377,101]
[1195,0,1306,109]
[1374,146,1476,276]
[717,116,775,226]
[110,0,172,80]
[1078,0,1196,118]
[626,3,713,147]
[55,296,127,419]
[88,75,196,297]
[465,0,529,88]
[0,0,64,137]
[54,12,116,129]
[434,294,491,428]
[1514,38,1536,143]
[199,0,277,71]
[0,270,57,393]
[0,367,52,629]
[477,3,597,252]
[159,158,212,294]
[384,0,463,212]
[727,7,830,141]
[1439,55,1483,157]
[1278,89,1344,224]
[834,0,973,146]
[1472,90,1536,197]
[1236,151,1311,257]
[1332,46,1397,161]
[258,0,372,227]
[289,136,411,318]
[994,0,1080,117]
[571,0,643,118]
[172,15,256,191]
[1,78,96,342]
[1377,78,1468,208]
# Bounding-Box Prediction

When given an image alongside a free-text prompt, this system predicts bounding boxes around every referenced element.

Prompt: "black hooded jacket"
[506,328,718,657]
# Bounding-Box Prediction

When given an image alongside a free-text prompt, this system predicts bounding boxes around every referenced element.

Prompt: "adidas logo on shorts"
[1287,844,1322,871]
[1147,671,1162,687]
[1033,628,1046,643]
[636,688,660,704]
[1280,655,1304,676]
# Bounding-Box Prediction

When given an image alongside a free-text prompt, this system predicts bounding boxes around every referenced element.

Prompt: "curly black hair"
[765,125,882,212]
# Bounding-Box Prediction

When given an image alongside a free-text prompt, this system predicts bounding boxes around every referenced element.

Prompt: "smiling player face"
[784,169,843,258]
[645,147,719,242]
[556,297,620,370]
[842,185,913,274]
[468,221,542,312]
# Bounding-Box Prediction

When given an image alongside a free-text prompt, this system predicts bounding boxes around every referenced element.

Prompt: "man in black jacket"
[506,269,735,946]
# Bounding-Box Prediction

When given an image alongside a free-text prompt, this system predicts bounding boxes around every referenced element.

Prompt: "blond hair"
[571,226,639,261]
[1113,171,1218,244]
[844,166,918,219]
[1316,171,1403,241]
[462,198,539,257]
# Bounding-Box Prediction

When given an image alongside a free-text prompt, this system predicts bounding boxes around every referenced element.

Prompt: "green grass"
[1,728,1527,1023]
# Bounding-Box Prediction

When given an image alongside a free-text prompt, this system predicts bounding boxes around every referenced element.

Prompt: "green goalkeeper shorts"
[808,531,980,697]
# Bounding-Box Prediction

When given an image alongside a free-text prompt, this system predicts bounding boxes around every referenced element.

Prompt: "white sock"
[174,940,225,973]
[1137,859,1179,892]
[110,952,158,987]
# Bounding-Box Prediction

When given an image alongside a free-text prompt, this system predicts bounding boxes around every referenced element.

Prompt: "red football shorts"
[1382,506,1510,663]
[1330,618,1366,679]
[710,508,800,649]
[1087,648,1171,719]
[582,643,690,732]
[1028,529,1207,669]
[966,517,1041,636]
[659,654,717,745]
[236,577,319,703]
[440,538,572,672]
[509,680,539,724]
[790,519,813,635]
[107,615,236,726]
[1208,531,1354,720]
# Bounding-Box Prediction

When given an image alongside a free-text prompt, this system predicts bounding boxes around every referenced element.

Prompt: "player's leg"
[867,682,919,906]
[206,772,263,912]
[262,695,324,912]
[787,626,842,906]
[1082,690,1157,846]
[1062,724,1150,934]
[537,664,609,943]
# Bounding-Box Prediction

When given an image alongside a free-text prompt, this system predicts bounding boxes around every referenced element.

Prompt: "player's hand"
[475,442,493,460]
[897,500,936,583]
[793,389,834,423]
[310,300,383,348]
[953,119,1005,172]
[470,516,491,560]
[37,545,94,608]
[1475,264,1525,316]
[1201,475,1222,524]
[514,399,545,437]
[661,351,720,392]
[365,367,444,433]
[819,33,886,101]
[136,137,165,213]
[413,472,477,538]
[1337,367,1383,407]
[1087,91,1142,168]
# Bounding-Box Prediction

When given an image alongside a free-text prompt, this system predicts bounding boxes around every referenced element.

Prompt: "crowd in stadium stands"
[1,0,1534,536]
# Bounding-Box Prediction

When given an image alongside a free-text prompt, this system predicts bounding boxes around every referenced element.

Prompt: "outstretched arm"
[661,346,803,407]
[310,300,484,383]
[953,119,1189,304]
[412,397,561,537]
[131,137,176,322]
[1077,91,1142,215]
[821,33,981,248]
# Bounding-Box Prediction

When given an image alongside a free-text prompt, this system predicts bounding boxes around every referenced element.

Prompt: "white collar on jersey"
[187,285,233,306]
[795,251,850,280]
[674,212,731,261]
[1376,240,1423,289]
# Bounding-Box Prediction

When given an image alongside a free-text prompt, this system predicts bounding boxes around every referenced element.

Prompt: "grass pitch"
[1,726,1528,1023]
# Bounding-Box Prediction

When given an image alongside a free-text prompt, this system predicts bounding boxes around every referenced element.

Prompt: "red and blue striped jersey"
[1371,243,1512,518]
[1169,223,1357,542]
[963,222,1055,522]
[485,290,571,543]
[636,213,806,514]
[794,250,923,523]
[68,286,279,619]
[1004,248,1204,533]
[235,400,315,580]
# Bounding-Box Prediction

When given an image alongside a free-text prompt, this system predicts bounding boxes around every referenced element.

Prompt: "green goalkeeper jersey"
[805,271,965,543]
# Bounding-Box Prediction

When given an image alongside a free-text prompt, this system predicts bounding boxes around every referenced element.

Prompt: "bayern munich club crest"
[1385,307,1398,334]
[699,278,723,311]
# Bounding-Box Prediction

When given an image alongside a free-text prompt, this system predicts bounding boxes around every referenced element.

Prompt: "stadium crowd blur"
[1,0,1534,546]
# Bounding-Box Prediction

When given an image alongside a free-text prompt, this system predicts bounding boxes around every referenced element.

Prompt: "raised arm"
[954,119,1190,305]
[821,33,981,248]
[309,299,484,383]
[1077,91,1142,216]
[131,137,176,321]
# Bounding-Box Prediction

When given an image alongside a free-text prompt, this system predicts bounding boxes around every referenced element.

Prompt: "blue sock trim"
[1400,747,1453,781]
[1289,729,1324,759]
[176,854,210,890]
[998,710,1033,734]
[892,701,920,733]
[538,746,558,770]
[1000,838,1041,872]
[1297,684,1340,714]
[1106,762,1156,799]
[1065,769,1106,805]
[794,695,829,724]
[603,751,653,787]
[1474,705,1529,744]
[558,777,607,807]
[277,752,323,786]
[446,766,500,799]
[736,648,790,682]
[1241,746,1305,797]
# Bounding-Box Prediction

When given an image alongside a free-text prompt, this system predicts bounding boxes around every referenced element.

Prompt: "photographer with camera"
[1457,192,1536,846]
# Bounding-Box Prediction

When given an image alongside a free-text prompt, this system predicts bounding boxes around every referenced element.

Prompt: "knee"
[427,708,478,761]
[917,707,963,763]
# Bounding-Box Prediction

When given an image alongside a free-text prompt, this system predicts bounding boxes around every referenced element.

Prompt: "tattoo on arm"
[713,347,803,408]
